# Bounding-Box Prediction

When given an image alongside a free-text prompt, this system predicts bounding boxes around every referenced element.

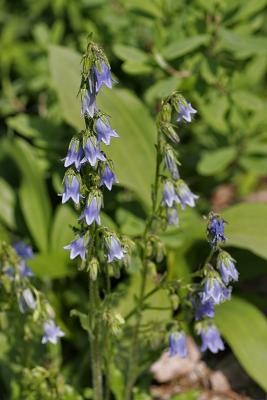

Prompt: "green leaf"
[122,61,152,75]
[197,147,237,176]
[219,28,267,58]
[50,205,77,251]
[49,45,156,207]
[0,178,16,229]
[161,35,210,61]
[231,0,267,22]
[144,76,181,105]
[222,203,267,260]
[232,90,264,111]
[113,44,149,63]
[5,139,51,251]
[109,364,124,400]
[122,0,163,18]
[28,251,73,278]
[215,297,267,391]
[70,309,89,332]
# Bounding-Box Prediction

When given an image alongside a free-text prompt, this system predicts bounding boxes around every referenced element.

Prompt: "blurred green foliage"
[1,0,267,397]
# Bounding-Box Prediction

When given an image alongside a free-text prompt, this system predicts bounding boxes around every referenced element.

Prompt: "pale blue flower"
[169,332,188,358]
[64,236,88,260]
[217,251,238,285]
[83,137,106,166]
[177,101,197,123]
[18,288,36,314]
[200,325,224,354]
[94,62,112,92]
[106,236,124,263]
[101,166,117,190]
[64,142,83,170]
[42,320,64,345]
[163,181,179,208]
[96,118,119,146]
[62,176,81,205]
[80,197,101,226]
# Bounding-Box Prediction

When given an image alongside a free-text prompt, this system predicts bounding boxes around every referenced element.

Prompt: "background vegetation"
[1,0,267,398]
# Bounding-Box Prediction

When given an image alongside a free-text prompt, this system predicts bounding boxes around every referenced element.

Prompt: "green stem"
[124,128,162,400]
[104,268,111,400]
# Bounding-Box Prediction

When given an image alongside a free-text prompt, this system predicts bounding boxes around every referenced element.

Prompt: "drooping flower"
[64,142,83,170]
[41,320,64,345]
[83,137,106,166]
[194,297,215,321]
[101,166,117,190]
[96,118,119,146]
[201,276,229,305]
[18,288,36,313]
[64,236,88,260]
[13,242,33,260]
[164,146,179,180]
[81,86,97,118]
[199,325,224,353]
[169,332,188,358]
[167,208,179,226]
[62,175,81,205]
[19,261,34,278]
[163,181,179,208]
[94,62,112,92]
[80,196,101,226]
[217,251,238,285]
[106,236,124,263]
[177,101,197,123]
[207,215,226,248]
[176,180,198,209]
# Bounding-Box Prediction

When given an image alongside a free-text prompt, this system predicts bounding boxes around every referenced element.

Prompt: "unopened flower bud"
[170,294,179,310]
[147,260,157,279]
[88,257,99,281]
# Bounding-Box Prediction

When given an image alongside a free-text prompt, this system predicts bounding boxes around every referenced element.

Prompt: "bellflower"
[83,137,106,166]
[42,319,64,345]
[177,101,197,123]
[106,236,124,263]
[64,142,83,170]
[169,332,188,358]
[194,297,215,321]
[200,325,224,353]
[80,196,101,226]
[94,62,112,92]
[13,242,33,260]
[19,261,34,278]
[81,86,97,118]
[96,118,119,146]
[163,181,179,208]
[64,235,88,260]
[62,175,81,205]
[176,180,198,209]
[164,147,179,180]
[167,208,179,226]
[217,251,238,285]
[101,166,117,190]
[207,215,226,247]
[18,288,36,314]
[201,276,229,305]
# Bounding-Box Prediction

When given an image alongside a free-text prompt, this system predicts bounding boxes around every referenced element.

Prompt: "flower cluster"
[161,97,198,228]
[63,41,127,274]
[0,241,64,345]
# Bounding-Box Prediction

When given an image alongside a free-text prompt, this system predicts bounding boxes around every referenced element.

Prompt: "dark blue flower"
[42,319,64,345]
[201,277,229,305]
[194,297,215,321]
[18,288,36,314]
[19,261,34,278]
[83,137,106,166]
[94,62,112,92]
[177,101,197,123]
[81,86,97,118]
[200,325,224,353]
[80,196,101,226]
[169,332,188,358]
[13,242,33,260]
[96,118,119,146]
[207,215,226,247]
[217,251,238,285]
[167,208,179,226]
[165,148,179,180]
[106,236,124,263]
[64,235,88,260]
[163,181,179,208]
[176,180,198,209]
[62,175,81,205]
[101,166,117,190]
[64,142,83,170]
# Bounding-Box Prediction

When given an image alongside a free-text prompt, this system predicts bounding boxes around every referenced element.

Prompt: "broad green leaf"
[110,364,124,400]
[49,45,156,207]
[113,44,149,63]
[0,178,16,229]
[219,28,267,57]
[122,61,152,75]
[231,0,267,22]
[122,0,163,18]
[50,205,77,251]
[216,297,267,391]
[5,139,51,251]
[70,309,89,332]
[161,35,210,61]
[144,76,181,105]
[232,90,264,111]
[222,203,267,260]
[197,147,237,176]
[28,251,73,278]
[239,155,267,175]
